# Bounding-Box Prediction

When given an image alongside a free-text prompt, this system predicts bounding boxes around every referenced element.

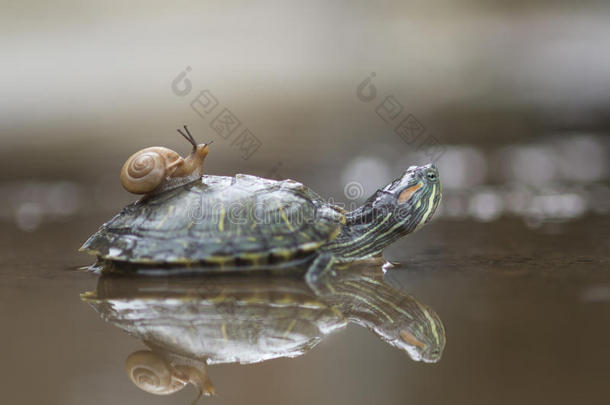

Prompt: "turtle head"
[378,287,446,363]
[364,292,446,362]
[330,164,441,259]
[391,314,446,363]
[379,163,442,234]
[327,265,446,363]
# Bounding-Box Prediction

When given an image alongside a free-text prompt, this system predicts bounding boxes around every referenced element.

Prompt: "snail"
[126,349,215,404]
[120,125,212,195]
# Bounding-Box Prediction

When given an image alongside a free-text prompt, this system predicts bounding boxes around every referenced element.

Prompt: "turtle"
[82,261,446,399]
[80,133,442,283]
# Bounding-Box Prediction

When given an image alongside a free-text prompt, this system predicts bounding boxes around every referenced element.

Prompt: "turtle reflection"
[82,261,445,400]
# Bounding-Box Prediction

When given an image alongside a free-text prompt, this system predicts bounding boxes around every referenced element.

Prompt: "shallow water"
[1,213,608,405]
[3,2,610,403]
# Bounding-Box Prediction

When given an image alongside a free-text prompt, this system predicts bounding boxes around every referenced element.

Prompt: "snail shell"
[125,350,187,395]
[120,147,182,194]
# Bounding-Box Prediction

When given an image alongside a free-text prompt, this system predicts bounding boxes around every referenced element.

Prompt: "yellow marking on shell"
[80,291,96,300]
[278,204,295,231]
[299,241,322,251]
[283,319,298,338]
[221,324,228,341]
[276,294,298,305]
[302,299,326,309]
[240,293,263,304]
[205,255,235,266]
[274,235,284,241]
[270,248,292,260]
[237,252,267,264]
[271,295,322,308]
[299,231,311,240]
[218,205,226,232]
[247,237,257,242]
[209,293,227,304]
[155,205,174,229]
[133,257,154,263]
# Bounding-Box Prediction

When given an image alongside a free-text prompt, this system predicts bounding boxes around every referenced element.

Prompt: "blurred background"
[2,0,608,230]
[0,1,608,404]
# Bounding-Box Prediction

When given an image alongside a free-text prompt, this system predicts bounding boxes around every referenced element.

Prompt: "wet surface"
[1,213,608,404]
[2,4,610,403]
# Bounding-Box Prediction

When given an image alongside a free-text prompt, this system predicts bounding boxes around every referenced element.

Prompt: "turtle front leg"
[305,253,338,293]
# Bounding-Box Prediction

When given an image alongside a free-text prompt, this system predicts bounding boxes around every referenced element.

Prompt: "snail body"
[120,126,210,195]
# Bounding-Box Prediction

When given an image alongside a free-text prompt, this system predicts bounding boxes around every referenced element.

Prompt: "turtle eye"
[426,171,438,182]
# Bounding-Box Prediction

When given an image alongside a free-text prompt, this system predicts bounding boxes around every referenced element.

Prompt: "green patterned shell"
[81,174,346,267]
[84,275,347,365]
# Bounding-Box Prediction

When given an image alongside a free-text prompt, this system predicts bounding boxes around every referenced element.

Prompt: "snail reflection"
[82,261,445,402]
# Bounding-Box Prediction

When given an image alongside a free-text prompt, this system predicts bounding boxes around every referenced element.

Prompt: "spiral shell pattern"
[126,351,186,395]
[121,147,170,194]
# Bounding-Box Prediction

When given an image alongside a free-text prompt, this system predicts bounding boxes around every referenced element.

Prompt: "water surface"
[1,214,607,404]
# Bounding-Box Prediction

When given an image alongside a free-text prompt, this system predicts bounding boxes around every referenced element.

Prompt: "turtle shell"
[84,274,347,365]
[81,174,346,268]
